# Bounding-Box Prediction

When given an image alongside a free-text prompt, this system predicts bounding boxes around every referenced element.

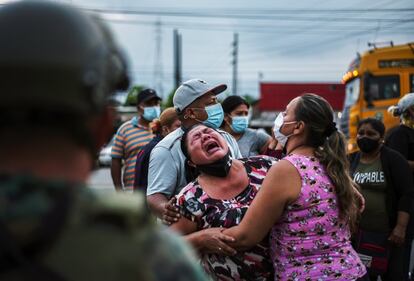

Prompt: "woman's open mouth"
[204,140,220,154]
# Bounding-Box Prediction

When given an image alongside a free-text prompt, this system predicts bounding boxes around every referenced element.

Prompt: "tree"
[163,88,175,108]
[218,93,258,106]
[125,85,144,106]
[242,94,258,105]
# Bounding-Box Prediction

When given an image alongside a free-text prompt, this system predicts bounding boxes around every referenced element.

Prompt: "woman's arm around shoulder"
[223,159,301,250]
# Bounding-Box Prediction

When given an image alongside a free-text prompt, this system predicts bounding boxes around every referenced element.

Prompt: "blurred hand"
[267,139,278,150]
[199,228,237,256]
[162,197,180,225]
[275,142,284,151]
[388,225,406,246]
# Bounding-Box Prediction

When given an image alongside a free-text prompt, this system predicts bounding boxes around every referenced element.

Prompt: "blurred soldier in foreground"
[0,2,207,281]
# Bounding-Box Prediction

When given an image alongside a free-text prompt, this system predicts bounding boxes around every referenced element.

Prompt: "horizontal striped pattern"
[111,117,153,189]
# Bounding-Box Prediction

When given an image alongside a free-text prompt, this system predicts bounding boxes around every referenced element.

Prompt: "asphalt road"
[87,166,114,191]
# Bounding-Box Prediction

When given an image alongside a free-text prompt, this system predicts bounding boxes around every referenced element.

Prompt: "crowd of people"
[1,1,414,281]
[114,78,414,280]
[129,84,414,280]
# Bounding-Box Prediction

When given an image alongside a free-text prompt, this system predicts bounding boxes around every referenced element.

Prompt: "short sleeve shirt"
[237,128,270,157]
[147,128,242,198]
[111,117,153,190]
[175,156,277,281]
[133,135,163,192]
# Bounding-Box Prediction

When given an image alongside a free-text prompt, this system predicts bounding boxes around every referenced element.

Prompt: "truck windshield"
[344,78,360,107]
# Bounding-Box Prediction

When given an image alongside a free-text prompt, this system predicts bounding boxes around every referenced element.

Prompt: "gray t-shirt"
[353,158,389,232]
[237,128,270,158]
[147,127,242,198]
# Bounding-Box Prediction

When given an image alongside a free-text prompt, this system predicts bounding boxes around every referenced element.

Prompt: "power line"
[239,0,410,58]
[85,6,414,13]
[85,7,414,23]
[132,69,345,74]
[240,14,413,59]
[82,6,414,14]
[46,2,412,92]
[102,17,413,35]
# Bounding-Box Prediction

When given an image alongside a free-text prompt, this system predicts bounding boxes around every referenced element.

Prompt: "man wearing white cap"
[147,79,241,219]
[387,92,414,281]
[387,92,414,172]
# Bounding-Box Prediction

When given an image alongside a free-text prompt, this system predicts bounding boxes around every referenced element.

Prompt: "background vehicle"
[98,135,115,166]
[340,42,414,153]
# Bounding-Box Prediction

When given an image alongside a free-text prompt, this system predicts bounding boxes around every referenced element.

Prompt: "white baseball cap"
[388,92,414,116]
[173,79,227,113]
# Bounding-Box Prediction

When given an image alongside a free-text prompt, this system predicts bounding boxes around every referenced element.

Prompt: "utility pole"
[232,33,238,95]
[173,29,182,90]
[153,19,164,98]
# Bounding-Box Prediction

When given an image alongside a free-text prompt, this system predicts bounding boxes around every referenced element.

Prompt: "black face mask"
[196,151,232,177]
[357,137,380,154]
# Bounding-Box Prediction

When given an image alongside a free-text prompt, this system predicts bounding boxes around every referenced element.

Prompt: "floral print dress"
[175,156,277,281]
[270,154,366,280]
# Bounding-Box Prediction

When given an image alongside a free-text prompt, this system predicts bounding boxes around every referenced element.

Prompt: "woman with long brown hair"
[223,94,367,280]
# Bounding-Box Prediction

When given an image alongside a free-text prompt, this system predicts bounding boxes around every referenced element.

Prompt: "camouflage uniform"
[0,175,208,281]
[0,2,208,280]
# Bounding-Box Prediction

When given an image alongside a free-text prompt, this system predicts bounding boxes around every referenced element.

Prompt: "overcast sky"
[4,0,414,99]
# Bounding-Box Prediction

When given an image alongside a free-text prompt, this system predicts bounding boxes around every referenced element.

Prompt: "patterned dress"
[175,156,277,281]
[270,154,366,280]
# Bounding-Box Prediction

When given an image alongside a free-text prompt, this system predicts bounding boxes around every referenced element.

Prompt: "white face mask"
[272,112,297,148]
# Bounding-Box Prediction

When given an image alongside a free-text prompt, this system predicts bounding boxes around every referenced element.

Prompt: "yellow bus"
[340,42,414,153]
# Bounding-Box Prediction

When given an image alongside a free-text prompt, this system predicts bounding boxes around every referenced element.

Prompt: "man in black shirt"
[387,92,414,281]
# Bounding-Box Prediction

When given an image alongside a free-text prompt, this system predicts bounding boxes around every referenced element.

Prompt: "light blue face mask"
[230,116,249,133]
[203,103,224,128]
[142,106,161,121]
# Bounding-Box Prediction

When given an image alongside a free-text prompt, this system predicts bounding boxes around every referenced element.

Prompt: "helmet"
[0,1,129,116]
